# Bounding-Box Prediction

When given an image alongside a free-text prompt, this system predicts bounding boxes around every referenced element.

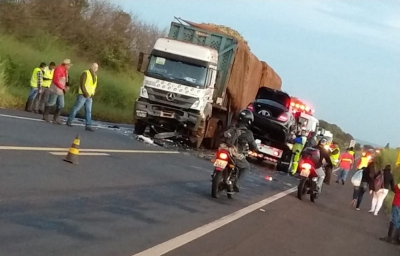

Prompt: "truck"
[134,18,281,148]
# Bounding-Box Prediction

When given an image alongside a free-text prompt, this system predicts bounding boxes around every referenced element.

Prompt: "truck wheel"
[204,122,223,149]
[134,120,147,135]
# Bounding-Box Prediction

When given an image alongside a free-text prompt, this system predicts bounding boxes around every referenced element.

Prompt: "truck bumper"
[134,98,203,131]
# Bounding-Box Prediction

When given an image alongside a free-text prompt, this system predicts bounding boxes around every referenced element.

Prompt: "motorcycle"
[211,148,239,199]
[297,147,320,202]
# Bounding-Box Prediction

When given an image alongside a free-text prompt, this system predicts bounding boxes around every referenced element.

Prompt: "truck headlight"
[191,100,200,108]
[140,87,148,98]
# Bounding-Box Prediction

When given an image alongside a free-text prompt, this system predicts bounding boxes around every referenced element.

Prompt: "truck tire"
[204,122,223,149]
[134,120,147,135]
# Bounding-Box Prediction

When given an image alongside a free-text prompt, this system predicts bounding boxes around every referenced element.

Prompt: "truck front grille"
[146,86,197,109]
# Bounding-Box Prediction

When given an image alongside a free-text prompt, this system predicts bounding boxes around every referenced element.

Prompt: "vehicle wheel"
[297,178,307,200]
[204,122,223,149]
[277,151,293,173]
[134,120,147,135]
[277,159,292,173]
[310,181,317,203]
[211,171,223,198]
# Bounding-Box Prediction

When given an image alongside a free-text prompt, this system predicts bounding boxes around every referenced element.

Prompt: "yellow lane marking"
[49,152,110,156]
[0,146,179,154]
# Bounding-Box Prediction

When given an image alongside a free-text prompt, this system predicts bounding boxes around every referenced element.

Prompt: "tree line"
[0,0,165,72]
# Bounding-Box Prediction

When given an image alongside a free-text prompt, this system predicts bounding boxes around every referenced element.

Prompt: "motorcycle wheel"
[310,181,317,203]
[297,178,307,200]
[211,171,223,198]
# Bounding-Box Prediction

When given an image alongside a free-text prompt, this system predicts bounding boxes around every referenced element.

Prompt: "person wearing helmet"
[221,109,259,192]
[313,137,334,193]
[290,127,308,175]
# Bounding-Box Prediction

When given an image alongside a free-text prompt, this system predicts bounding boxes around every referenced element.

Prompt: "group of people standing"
[25,59,99,131]
[337,149,400,245]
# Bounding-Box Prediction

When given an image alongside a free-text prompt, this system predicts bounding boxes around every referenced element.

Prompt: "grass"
[374,148,400,214]
[0,33,143,123]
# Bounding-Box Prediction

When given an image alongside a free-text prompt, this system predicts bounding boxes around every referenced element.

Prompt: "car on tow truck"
[246,87,296,172]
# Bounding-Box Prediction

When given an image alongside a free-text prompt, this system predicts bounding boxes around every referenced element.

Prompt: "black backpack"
[222,125,245,149]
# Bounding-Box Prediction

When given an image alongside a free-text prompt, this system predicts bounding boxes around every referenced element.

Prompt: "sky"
[112,0,400,147]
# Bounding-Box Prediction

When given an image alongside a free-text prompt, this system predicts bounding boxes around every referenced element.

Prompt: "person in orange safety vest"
[335,148,355,185]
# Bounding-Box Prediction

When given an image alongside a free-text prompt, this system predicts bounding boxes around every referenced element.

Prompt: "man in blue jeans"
[66,63,99,131]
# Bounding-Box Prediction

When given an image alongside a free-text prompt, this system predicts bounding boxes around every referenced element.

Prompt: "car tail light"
[277,113,288,122]
[247,103,254,111]
[218,152,228,160]
[301,163,312,170]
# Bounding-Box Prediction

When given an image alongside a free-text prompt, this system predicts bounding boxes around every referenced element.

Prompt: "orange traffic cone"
[64,134,80,164]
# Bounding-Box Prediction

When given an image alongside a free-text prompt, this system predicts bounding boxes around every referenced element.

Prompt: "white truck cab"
[298,112,319,135]
[136,38,218,120]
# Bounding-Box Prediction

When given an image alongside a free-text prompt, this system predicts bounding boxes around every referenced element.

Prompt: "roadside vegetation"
[0,0,164,123]
[0,0,363,145]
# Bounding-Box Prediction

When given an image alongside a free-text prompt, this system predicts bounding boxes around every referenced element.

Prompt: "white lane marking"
[49,152,110,156]
[0,113,42,122]
[133,165,351,256]
[0,113,117,129]
[131,187,296,256]
[0,146,179,154]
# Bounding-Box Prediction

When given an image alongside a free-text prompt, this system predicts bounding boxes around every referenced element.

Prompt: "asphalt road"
[0,109,295,256]
[0,109,397,256]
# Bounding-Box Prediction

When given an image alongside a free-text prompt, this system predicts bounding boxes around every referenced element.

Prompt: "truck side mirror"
[137,52,148,73]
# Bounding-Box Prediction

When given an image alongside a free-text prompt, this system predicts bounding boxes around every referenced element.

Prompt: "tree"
[385,143,390,149]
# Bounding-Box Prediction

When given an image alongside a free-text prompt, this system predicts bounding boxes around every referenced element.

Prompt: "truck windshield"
[146,56,207,88]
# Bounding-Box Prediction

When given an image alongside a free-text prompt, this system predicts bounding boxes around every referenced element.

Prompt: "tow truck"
[248,96,319,172]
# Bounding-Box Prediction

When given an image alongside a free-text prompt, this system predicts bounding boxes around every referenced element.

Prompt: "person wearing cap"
[43,59,72,124]
[66,63,99,131]
[290,127,308,175]
[33,61,56,114]
[25,62,46,112]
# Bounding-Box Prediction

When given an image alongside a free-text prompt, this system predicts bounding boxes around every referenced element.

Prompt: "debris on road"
[259,209,265,212]
[136,135,155,145]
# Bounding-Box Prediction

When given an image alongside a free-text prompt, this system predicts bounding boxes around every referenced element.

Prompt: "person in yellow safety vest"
[348,147,355,156]
[357,151,372,170]
[66,63,99,131]
[33,62,56,114]
[25,62,46,112]
[329,142,341,168]
[291,128,308,175]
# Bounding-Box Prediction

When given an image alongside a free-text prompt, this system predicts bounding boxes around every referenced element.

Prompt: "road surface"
[0,109,397,256]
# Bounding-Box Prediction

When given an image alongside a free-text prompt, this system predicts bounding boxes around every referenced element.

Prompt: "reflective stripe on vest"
[341,158,353,162]
[78,70,97,96]
[30,67,42,88]
[42,67,54,88]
